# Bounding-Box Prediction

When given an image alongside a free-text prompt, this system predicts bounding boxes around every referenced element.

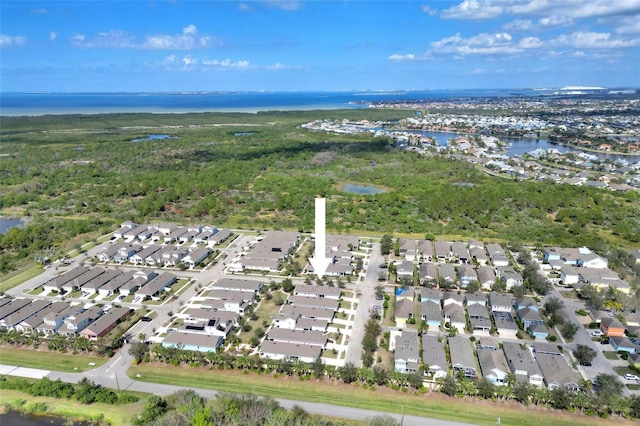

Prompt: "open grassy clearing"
[0,347,107,372]
[0,389,142,425]
[0,264,43,293]
[127,364,629,426]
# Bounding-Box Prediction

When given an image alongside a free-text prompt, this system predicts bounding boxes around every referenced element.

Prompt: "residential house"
[436,264,457,286]
[182,247,211,269]
[442,291,464,308]
[81,269,122,294]
[0,299,51,331]
[493,311,519,339]
[395,298,415,329]
[477,266,496,290]
[467,304,492,336]
[288,295,340,311]
[162,331,223,353]
[59,306,103,336]
[535,353,579,391]
[394,329,420,374]
[95,244,121,263]
[240,230,299,272]
[213,278,264,295]
[419,287,442,305]
[502,271,524,291]
[43,266,89,293]
[80,307,131,340]
[465,291,486,307]
[476,337,500,351]
[36,304,81,335]
[610,336,637,353]
[293,284,341,300]
[489,292,513,313]
[418,240,434,262]
[516,307,545,331]
[114,245,139,264]
[477,348,510,386]
[502,341,544,387]
[443,304,466,334]
[98,271,136,296]
[260,340,322,364]
[16,301,71,333]
[434,241,451,262]
[560,266,580,286]
[129,245,162,266]
[470,247,489,265]
[265,328,327,348]
[135,272,177,301]
[457,264,478,289]
[119,270,156,296]
[600,317,626,337]
[420,300,442,328]
[451,242,470,264]
[422,334,448,380]
[487,244,509,267]
[208,228,232,246]
[396,260,415,282]
[418,262,437,286]
[528,324,550,339]
[449,335,478,379]
[398,239,416,261]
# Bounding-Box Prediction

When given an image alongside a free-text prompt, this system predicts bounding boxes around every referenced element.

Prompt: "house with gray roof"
[434,241,451,262]
[162,331,222,353]
[260,340,322,364]
[437,264,457,285]
[81,269,122,294]
[516,306,545,330]
[43,266,90,293]
[419,287,442,305]
[59,306,103,336]
[442,291,464,307]
[422,334,448,380]
[396,260,415,281]
[288,295,339,311]
[457,264,478,289]
[418,262,437,285]
[395,298,415,329]
[294,284,341,300]
[493,311,519,339]
[451,242,470,264]
[443,304,466,334]
[420,300,442,328]
[212,278,264,294]
[610,335,637,353]
[502,341,544,387]
[394,329,420,374]
[478,348,509,386]
[467,304,492,336]
[448,335,477,379]
[470,247,489,265]
[16,301,70,333]
[240,230,299,272]
[418,240,434,262]
[398,239,417,261]
[182,247,211,269]
[266,328,327,348]
[80,307,131,340]
[465,291,486,307]
[489,292,513,312]
[98,271,135,296]
[477,266,496,290]
[535,352,579,391]
[208,228,232,246]
[0,299,51,331]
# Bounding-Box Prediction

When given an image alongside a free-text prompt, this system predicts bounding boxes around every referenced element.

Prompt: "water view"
[342,183,387,195]
[0,410,90,426]
[130,134,177,142]
[0,218,23,234]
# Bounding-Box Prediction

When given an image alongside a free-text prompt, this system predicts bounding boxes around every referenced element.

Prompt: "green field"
[0,347,107,372]
[127,364,629,426]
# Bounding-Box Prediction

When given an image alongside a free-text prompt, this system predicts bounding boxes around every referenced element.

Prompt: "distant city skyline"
[1,0,639,92]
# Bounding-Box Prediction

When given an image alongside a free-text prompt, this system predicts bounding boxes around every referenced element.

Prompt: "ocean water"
[0,89,540,116]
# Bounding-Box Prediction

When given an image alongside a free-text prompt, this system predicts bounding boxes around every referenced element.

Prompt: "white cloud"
[182,24,197,35]
[502,19,533,31]
[441,0,503,20]
[519,36,543,48]
[0,34,26,47]
[469,68,488,74]
[259,1,301,11]
[238,3,252,12]
[71,25,215,50]
[551,31,639,49]
[441,0,640,21]
[539,15,574,27]
[203,58,251,69]
[30,8,47,15]
[49,32,57,40]
[420,5,437,16]
[607,15,640,34]
[266,62,287,70]
[428,31,544,56]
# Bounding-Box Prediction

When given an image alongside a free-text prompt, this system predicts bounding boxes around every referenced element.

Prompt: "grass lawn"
[0,347,107,372]
[0,389,142,426]
[239,291,284,344]
[603,351,620,360]
[127,363,631,426]
[0,264,43,292]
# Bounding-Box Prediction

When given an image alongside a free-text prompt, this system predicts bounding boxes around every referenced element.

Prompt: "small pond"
[233,132,255,136]
[0,409,91,426]
[131,134,178,142]
[0,218,23,234]
[342,183,387,195]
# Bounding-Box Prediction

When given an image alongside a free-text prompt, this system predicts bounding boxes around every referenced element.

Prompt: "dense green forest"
[1,110,639,271]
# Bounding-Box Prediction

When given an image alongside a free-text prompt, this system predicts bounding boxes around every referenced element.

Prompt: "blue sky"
[1,0,639,92]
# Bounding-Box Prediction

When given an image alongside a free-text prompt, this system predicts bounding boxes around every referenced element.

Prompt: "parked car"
[600,339,609,345]
[623,374,638,380]
[580,361,592,367]
[590,330,603,337]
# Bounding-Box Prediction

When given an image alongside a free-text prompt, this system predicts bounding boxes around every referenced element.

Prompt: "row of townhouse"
[558,265,632,294]
[42,266,177,302]
[398,239,509,267]
[397,332,579,391]
[260,284,343,363]
[306,234,361,277]
[397,289,549,340]
[589,309,640,354]
[0,297,131,341]
[161,278,265,353]
[113,222,230,246]
[543,246,608,269]
[232,230,300,273]
[412,262,523,291]
[96,243,211,270]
